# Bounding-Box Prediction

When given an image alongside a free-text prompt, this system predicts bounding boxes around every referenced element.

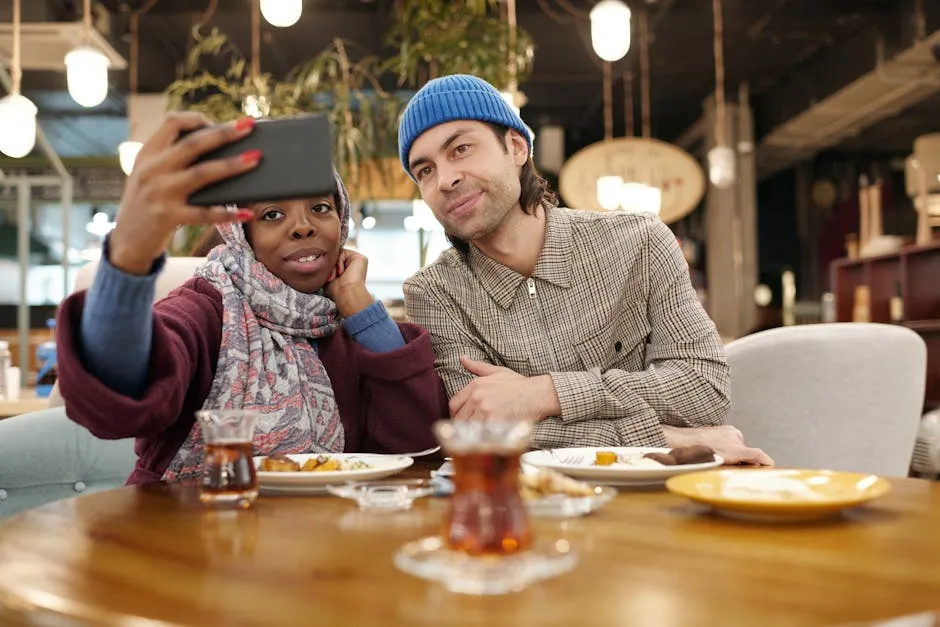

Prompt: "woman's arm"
[58,277,223,440]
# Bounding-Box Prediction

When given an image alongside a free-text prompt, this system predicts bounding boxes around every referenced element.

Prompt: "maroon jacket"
[57,278,449,484]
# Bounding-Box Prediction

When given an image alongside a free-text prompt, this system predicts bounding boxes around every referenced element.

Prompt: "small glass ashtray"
[394,536,578,595]
[525,486,617,518]
[326,479,437,511]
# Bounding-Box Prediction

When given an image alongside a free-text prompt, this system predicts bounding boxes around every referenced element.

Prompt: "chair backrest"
[48,256,206,408]
[725,323,926,476]
[0,407,137,519]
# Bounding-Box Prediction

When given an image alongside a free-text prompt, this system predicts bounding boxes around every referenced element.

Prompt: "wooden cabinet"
[831,240,940,409]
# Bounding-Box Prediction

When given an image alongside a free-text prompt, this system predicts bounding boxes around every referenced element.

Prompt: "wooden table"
[0,388,49,419]
[0,465,939,627]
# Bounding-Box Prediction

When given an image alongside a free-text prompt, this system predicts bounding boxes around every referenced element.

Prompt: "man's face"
[407,120,528,244]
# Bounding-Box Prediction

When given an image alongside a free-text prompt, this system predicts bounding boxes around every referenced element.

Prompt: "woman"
[56,112,448,484]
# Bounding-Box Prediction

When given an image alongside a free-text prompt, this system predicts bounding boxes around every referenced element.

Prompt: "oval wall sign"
[558,137,706,224]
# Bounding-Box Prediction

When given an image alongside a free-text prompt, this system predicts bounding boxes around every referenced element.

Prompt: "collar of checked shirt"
[466,205,575,309]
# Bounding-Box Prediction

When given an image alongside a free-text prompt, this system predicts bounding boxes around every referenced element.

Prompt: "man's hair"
[446,123,557,256]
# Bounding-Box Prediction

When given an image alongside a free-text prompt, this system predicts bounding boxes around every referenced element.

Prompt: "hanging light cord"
[251,0,261,80]
[623,71,634,138]
[603,62,612,141]
[713,0,726,146]
[507,0,518,96]
[11,0,21,94]
[639,10,651,139]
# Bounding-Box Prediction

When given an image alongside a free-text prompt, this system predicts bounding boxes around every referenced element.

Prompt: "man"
[399,74,771,465]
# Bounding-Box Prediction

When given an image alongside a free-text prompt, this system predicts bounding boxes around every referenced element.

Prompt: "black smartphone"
[186,113,336,207]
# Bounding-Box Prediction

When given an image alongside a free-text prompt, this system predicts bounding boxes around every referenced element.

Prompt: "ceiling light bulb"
[707,145,736,189]
[118,141,143,175]
[0,94,37,158]
[260,0,303,28]
[590,0,632,62]
[596,175,624,210]
[65,46,111,108]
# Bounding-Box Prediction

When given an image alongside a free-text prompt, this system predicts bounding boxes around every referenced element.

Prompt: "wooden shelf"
[904,320,940,332]
[831,240,940,409]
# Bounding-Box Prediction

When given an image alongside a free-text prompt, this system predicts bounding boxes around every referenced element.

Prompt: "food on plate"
[520,467,598,501]
[257,454,371,472]
[302,456,341,472]
[592,445,717,468]
[594,451,618,466]
[642,452,678,466]
[668,445,716,465]
[258,454,301,472]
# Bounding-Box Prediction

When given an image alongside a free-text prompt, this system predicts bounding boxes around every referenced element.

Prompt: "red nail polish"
[234,117,256,132]
[235,209,254,221]
[240,149,262,165]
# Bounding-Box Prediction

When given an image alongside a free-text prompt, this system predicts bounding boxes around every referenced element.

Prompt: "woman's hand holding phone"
[109,112,261,275]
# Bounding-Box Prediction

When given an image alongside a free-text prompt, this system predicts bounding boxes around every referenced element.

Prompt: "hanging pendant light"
[0,0,37,158]
[596,176,624,211]
[0,94,38,159]
[707,145,736,189]
[118,141,143,175]
[621,181,662,215]
[260,0,302,28]
[66,0,111,108]
[708,0,735,189]
[590,0,632,62]
[66,46,110,108]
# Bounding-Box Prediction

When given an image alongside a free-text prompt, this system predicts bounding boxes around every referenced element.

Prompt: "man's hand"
[663,425,774,466]
[449,356,561,422]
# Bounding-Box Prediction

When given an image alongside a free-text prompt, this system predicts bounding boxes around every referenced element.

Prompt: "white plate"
[254,453,414,487]
[520,447,723,484]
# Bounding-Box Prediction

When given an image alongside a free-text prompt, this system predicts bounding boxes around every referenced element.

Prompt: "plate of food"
[520,446,723,485]
[665,468,892,522]
[520,467,616,517]
[254,453,414,489]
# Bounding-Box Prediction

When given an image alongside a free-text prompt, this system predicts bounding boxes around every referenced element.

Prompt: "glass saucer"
[394,536,578,595]
[525,486,617,518]
[325,479,436,511]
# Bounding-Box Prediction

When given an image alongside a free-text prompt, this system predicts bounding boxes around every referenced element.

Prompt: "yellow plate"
[665,468,892,522]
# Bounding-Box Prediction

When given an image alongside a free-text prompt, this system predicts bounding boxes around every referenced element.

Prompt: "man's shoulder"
[404,247,472,294]
[559,206,658,241]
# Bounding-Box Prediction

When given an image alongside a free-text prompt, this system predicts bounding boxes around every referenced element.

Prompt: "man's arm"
[403,279,486,400]
[404,276,669,449]
[549,218,730,429]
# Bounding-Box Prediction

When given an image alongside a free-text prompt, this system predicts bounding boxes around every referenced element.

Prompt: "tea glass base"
[199,489,258,510]
[394,536,577,595]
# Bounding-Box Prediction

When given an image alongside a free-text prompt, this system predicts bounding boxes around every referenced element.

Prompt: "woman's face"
[242,195,342,294]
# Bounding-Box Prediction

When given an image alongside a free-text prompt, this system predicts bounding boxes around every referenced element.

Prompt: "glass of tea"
[433,419,533,556]
[196,409,259,509]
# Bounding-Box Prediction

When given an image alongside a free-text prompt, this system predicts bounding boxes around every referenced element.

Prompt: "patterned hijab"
[162,171,351,481]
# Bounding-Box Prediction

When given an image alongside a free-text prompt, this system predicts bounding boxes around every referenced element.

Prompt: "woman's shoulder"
[157,276,224,318]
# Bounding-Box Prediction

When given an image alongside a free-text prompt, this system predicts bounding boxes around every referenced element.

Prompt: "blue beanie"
[398,74,532,178]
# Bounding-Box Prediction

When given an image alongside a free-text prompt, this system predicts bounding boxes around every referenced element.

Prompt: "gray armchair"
[0,256,205,519]
[0,408,136,519]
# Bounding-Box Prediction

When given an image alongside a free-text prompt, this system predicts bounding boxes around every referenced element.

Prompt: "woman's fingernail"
[240,149,262,165]
[235,209,254,221]
[234,117,256,132]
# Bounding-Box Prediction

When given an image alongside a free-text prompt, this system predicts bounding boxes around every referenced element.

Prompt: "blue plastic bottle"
[35,319,57,398]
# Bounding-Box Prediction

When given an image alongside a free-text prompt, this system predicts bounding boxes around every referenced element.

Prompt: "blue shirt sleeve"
[342,301,406,353]
[78,238,163,398]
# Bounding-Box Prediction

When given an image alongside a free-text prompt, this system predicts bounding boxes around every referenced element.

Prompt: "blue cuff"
[342,301,405,353]
[77,236,164,398]
[92,238,165,309]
